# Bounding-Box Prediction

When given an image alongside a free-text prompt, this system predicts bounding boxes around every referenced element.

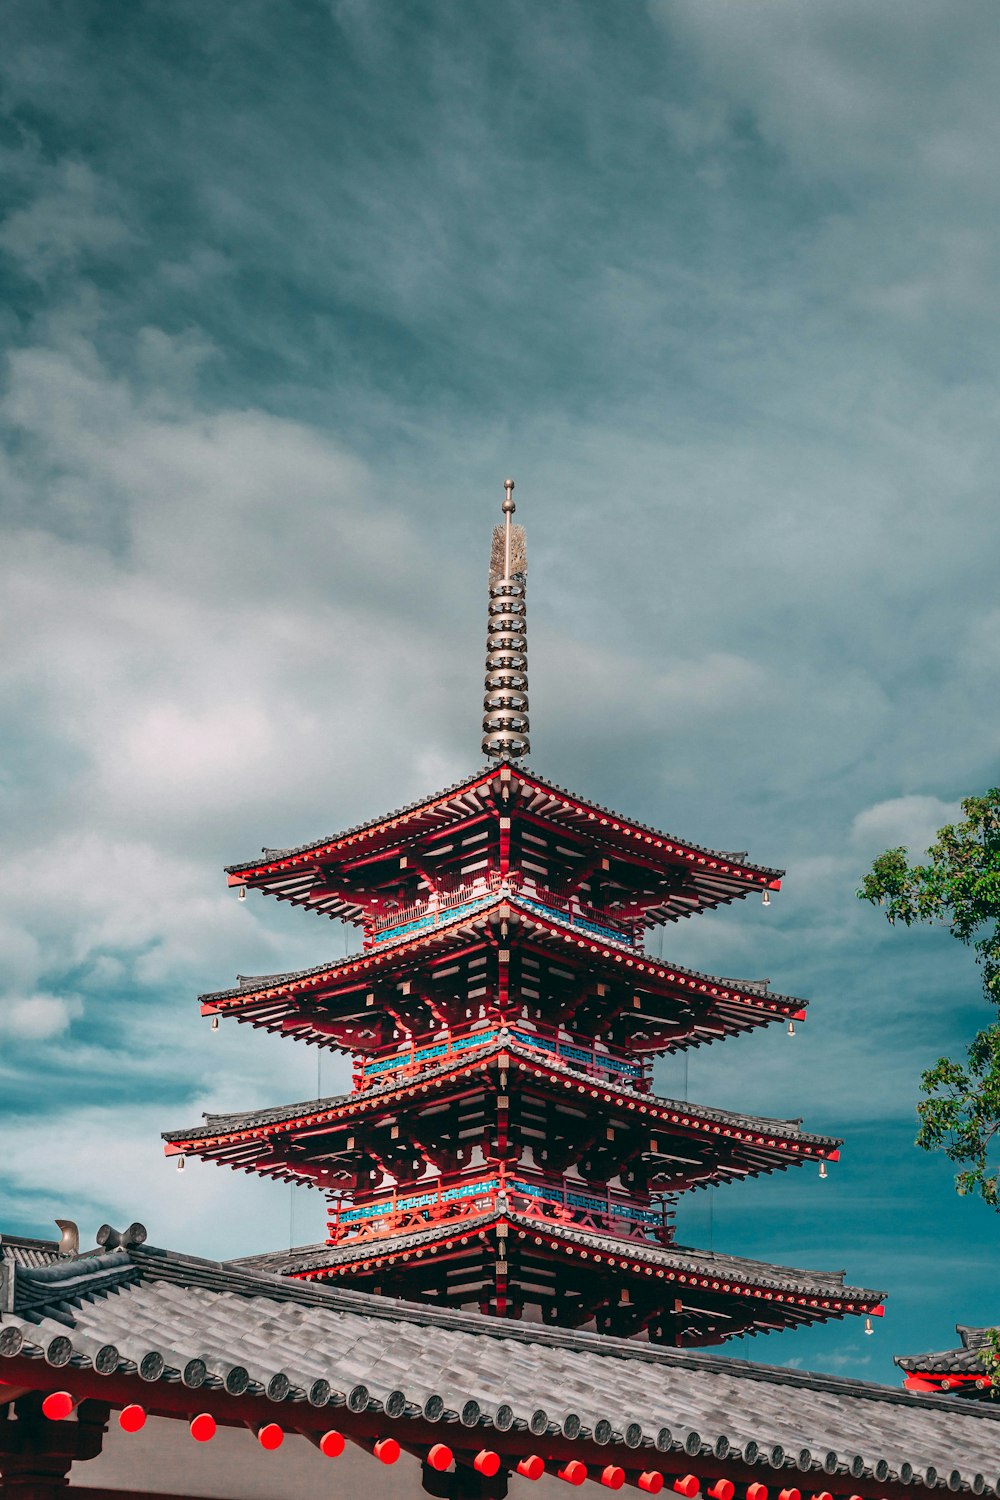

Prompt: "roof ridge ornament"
[482,479,530,761]
[54,1219,79,1259]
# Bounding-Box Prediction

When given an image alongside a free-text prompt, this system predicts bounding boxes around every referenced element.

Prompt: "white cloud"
[658,0,1000,193]
[0,344,476,861]
[0,992,82,1040]
[0,160,132,279]
[0,1102,327,1258]
[850,795,961,860]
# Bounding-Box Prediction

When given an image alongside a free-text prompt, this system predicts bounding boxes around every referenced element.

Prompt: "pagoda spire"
[482,478,530,761]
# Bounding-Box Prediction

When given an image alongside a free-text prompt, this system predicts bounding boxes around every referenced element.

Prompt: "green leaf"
[860,789,1000,1211]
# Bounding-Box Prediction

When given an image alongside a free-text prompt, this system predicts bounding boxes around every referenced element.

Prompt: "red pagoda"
[165,481,884,1349]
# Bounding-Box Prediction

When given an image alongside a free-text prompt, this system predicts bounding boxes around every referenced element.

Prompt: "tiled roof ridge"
[509,1212,881,1300]
[895,1326,999,1371]
[200,900,807,1006]
[162,1034,841,1146]
[198,898,507,1000]
[13,1248,131,1284]
[503,895,804,1000]
[224,763,783,879]
[1,1232,61,1253]
[895,1352,993,1374]
[224,765,494,872]
[0,1232,62,1267]
[513,769,783,877]
[238,1203,883,1306]
[1,1233,134,1268]
[959,1324,996,1347]
[97,1239,912,1411]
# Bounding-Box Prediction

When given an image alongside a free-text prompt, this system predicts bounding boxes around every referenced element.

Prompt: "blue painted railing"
[336,1174,662,1230]
[508,1029,642,1080]
[513,894,634,949]
[358,1025,645,1088]
[340,1177,498,1223]
[366,884,636,951]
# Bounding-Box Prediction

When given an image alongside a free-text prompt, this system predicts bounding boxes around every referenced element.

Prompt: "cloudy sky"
[3,0,1000,1383]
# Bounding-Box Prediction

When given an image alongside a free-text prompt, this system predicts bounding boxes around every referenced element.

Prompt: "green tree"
[858,789,1000,1207]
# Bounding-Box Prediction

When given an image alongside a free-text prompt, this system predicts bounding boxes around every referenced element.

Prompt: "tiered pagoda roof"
[223,764,782,931]
[164,1047,840,1194]
[197,892,807,1052]
[238,1219,882,1348]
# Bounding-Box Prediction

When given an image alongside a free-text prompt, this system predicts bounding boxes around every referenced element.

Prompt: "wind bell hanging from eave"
[482,478,530,761]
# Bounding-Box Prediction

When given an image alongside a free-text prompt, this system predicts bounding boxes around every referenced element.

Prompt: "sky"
[2,0,1000,1386]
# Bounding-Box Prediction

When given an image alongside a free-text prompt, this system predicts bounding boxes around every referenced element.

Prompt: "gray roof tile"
[236,1205,883,1307]
[895,1325,998,1377]
[163,1036,838,1153]
[0,1231,993,1491]
[200,900,806,1009]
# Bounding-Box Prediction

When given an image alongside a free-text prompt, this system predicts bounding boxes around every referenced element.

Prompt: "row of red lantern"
[39,1397,870,1500]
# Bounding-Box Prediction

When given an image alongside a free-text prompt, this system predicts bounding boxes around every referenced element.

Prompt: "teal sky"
[3,0,1000,1383]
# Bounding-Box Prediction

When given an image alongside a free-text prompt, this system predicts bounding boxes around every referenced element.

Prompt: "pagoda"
[165,481,884,1349]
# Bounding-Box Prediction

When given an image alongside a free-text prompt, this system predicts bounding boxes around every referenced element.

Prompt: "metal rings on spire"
[482,479,530,760]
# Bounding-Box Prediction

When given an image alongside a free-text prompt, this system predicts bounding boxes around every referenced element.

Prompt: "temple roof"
[223,764,782,927]
[0,1232,64,1270]
[894,1327,997,1395]
[896,1326,993,1372]
[236,1209,883,1320]
[163,1046,835,1149]
[162,1037,840,1192]
[0,1226,983,1494]
[200,894,807,1051]
[225,766,778,879]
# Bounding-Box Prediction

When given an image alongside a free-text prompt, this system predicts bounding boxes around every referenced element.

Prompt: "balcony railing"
[363,871,636,950]
[353,1018,649,1092]
[512,887,634,949]
[327,1164,671,1248]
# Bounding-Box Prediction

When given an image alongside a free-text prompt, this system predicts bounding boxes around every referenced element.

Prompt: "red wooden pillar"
[498,816,511,878]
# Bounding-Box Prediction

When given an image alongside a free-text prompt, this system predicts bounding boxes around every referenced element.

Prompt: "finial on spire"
[482,479,530,761]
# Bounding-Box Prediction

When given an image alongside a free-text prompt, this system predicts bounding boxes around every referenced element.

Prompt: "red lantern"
[374,1437,401,1465]
[119,1404,147,1433]
[41,1393,75,1421]
[319,1430,345,1457]
[602,1465,626,1489]
[779,1490,801,1500]
[708,1482,734,1500]
[518,1456,545,1480]
[427,1444,453,1471]
[559,1460,588,1486]
[257,1423,284,1450]
[674,1477,699,1498]
[638,1475,664,1495]
[190,1414,216,1442]
[475,1451,501,1478]
[747,1485,768,1500]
